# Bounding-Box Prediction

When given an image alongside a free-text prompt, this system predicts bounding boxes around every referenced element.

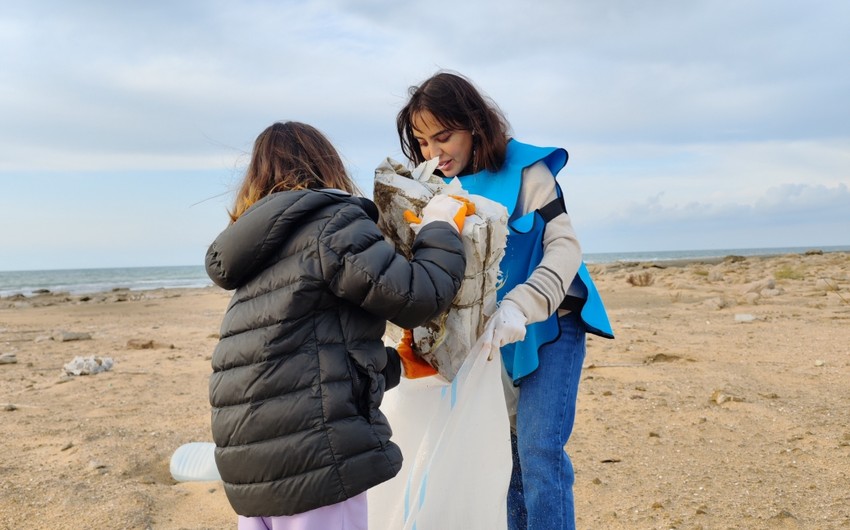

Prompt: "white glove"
[474,300,527,358]
[411,194,465,234]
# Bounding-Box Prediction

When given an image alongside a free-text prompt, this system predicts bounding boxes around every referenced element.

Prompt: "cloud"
[576,182,850,252]
[1,1,848,268]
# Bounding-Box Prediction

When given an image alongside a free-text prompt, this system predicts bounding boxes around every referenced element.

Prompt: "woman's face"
[412,111,474,177]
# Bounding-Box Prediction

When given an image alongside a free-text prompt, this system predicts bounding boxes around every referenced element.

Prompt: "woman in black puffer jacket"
[205,121,467,529]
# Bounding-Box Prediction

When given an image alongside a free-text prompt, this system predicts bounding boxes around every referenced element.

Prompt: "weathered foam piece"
[374,158,508,381]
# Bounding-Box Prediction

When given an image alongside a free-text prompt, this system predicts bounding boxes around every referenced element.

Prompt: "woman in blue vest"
[396,71,614,530]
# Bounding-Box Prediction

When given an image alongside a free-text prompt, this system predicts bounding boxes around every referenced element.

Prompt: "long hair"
[396,71,510,174]
[230,121,359,221]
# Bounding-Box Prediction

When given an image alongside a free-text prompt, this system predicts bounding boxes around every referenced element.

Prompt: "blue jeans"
[507,313,586,530]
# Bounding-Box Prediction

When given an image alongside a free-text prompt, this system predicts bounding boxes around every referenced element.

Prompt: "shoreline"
[3,250,846,302]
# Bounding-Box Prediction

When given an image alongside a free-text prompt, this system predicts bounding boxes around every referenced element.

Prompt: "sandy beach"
[1,251,848,529]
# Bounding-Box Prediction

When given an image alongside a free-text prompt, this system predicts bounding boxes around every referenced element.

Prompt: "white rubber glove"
[474,300,527,358]
[410,194,465,234]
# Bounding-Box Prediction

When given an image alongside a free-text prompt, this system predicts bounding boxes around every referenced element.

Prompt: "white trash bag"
[369,338,511,530]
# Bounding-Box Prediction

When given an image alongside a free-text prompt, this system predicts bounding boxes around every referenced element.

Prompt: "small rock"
[734,313,757,323]
[770,510,796,521]
[61,441,74,451]
[127,339,155,350]
[645,353,681,363]
[0,353,18,365]
[52,330,92,342]
[3,404,17,411]
[711,389,744,405]
[814,360,825,367]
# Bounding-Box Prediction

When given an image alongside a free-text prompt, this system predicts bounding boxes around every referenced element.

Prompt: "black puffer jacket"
[205,189,465,517]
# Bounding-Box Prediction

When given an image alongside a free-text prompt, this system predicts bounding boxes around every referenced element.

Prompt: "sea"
[1,245,849,298]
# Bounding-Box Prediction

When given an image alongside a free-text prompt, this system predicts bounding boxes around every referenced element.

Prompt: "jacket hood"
[205,189,378,290]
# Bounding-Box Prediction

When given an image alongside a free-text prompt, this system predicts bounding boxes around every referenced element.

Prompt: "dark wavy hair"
[397,71,510,174]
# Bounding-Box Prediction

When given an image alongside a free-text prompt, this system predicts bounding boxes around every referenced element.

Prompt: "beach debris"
[52,330,92,342]
[734,313,757,323]
[711,389,744,405]
[626,271,654,287]
[0,352,18,365]
[63,355,114,376]
[644,353,681,364]
[4,404,17,411]
[814,359,825,367]
[374,158,508,381]
[126,339,154,349]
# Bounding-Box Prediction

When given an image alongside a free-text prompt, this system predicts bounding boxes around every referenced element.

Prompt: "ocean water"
[0,265,212,297]
[1,245,848,298]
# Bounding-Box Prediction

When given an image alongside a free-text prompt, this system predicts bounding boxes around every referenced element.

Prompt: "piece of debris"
[63,356,114,376]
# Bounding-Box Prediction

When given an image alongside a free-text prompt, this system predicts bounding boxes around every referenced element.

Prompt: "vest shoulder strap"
[537,194,567,222]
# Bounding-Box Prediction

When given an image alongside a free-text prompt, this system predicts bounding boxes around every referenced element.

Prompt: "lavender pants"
[237,492,367,530]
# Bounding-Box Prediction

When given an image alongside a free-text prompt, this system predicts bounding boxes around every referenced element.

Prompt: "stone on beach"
[52,330,92,342]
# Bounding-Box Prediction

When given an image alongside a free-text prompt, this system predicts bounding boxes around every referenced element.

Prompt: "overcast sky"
[1,0,848,271]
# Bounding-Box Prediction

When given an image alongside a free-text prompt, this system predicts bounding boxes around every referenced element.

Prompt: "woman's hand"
[475,300,527,357]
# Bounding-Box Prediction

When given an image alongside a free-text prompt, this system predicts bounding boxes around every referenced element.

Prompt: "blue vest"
[447,139,614,383]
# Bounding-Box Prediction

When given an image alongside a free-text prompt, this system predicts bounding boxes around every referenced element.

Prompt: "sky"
[1,0,848,271]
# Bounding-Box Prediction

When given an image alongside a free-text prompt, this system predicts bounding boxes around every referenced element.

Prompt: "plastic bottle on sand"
[170,442,221,482]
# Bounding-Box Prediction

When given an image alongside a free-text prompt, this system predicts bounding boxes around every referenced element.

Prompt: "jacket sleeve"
[319,204,466,329]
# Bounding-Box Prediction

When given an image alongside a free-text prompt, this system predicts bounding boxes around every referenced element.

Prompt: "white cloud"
[1,0,848,268]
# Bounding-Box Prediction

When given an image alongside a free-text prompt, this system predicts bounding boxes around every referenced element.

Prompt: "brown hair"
[397,71,510,174]
[230,121,359,221]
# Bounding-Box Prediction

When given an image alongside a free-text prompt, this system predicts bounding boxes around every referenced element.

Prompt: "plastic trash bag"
[368,338,511,530]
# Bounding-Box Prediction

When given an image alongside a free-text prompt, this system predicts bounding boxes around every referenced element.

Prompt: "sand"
[1,251,848,529]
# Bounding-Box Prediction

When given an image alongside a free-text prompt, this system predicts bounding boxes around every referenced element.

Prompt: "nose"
[426,144,441,159]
